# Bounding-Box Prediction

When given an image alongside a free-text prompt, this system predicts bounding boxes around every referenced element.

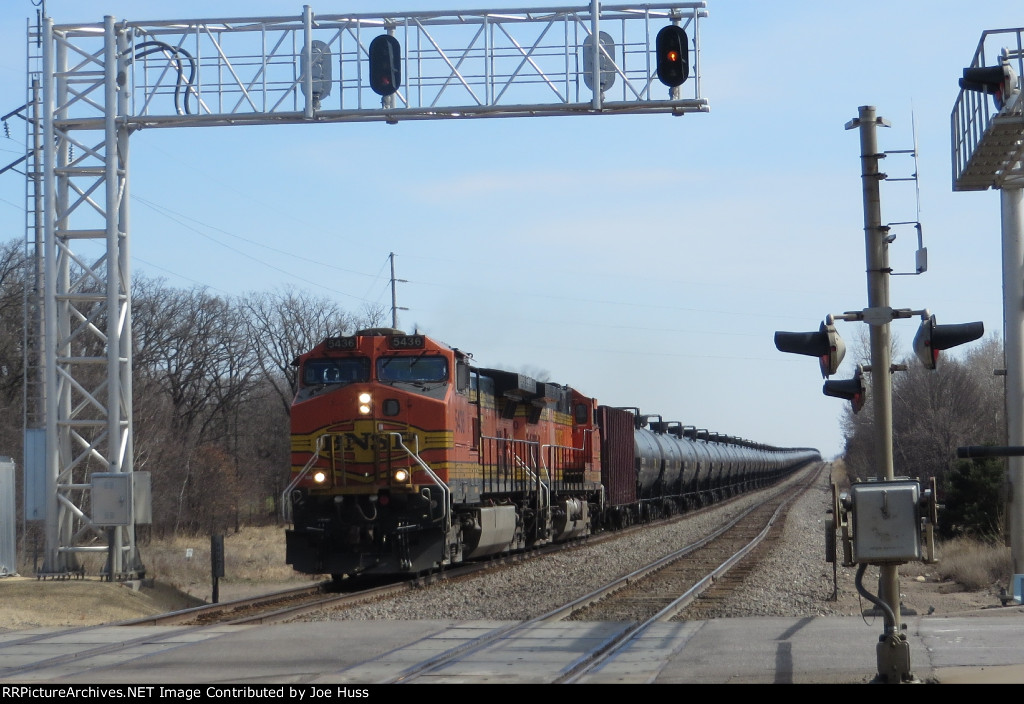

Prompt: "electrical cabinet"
[851,480,922,563]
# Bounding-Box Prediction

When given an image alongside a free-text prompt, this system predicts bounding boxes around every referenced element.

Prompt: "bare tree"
[132,278,263,531]
[0,239,25,405]
[240,287,361,414]
[0,240,26,464]
[7,263,393,535]
[839,335,1004,491]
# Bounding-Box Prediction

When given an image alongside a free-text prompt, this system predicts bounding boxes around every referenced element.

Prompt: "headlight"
[392,468,410,483]
[312,470,327,484]
[358,391,372,415]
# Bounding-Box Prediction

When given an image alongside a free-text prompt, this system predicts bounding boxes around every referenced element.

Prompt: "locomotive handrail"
[540,439,589,484]
[387,433,452,534]
[482,434,550,541]
[524,448,552,529]
[281,434,327,523]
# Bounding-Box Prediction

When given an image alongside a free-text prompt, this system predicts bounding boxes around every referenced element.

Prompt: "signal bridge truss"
[22,3,708,577]
[952,28,1024,191]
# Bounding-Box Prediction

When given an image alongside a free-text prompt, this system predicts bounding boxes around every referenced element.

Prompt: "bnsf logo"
[330,431,414,453]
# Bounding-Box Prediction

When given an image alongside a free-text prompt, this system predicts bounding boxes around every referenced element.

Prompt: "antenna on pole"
[389,252,408,329]
[885,109,928,276]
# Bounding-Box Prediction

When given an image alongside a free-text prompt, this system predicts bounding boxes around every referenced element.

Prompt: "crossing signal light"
[960,58,1018,110]
[774,321,846,378]
[655,25,689,88]
[368,35,401,97]
[823,365,866,414]
[913,315,984,370]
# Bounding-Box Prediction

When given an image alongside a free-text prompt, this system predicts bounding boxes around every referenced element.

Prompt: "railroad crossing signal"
[774,321,846,378]
[912,314,985,370]
[655,25,689,87]
[823,365,866,414]
[369,35,402,97]
[960,55,1019,110]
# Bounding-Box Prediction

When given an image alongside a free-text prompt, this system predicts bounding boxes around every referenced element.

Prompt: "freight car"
[283,328,820,579]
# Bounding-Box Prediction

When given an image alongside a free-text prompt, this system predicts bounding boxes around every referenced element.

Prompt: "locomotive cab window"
[303,358,370,386]
[377,355,448,383]
[574,402,589,425]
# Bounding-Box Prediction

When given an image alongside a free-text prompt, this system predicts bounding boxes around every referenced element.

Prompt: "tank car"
[283,328,820,579]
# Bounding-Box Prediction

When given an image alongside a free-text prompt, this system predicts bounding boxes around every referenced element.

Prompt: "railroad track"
[0,464,822,683]
[125,474,810,628]
[569,473,813,623]
[361,463,824,684]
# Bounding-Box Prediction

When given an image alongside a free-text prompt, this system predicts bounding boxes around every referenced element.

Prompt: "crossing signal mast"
[775,107,984,684]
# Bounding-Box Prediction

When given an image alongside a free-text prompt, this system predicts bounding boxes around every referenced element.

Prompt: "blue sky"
[0,1,1020,460]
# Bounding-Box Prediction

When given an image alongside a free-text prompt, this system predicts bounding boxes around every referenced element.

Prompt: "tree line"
[0,235,1011,544]
[0,237,386,540]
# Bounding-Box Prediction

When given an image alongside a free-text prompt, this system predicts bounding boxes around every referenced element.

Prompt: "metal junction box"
[851,480,922,564]
[91,473,132,526]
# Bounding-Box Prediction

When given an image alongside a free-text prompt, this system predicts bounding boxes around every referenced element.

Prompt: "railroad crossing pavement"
[1,612,1023,684]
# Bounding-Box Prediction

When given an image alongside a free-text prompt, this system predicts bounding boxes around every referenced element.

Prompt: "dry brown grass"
[140,525,309,595]
[899,536,1012,591]
[933,537,1013,590]
[828,459,850,491]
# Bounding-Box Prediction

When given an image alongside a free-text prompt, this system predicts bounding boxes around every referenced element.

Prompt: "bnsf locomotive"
[284,328,820,579]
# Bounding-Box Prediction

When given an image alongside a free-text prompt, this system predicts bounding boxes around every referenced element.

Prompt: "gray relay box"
[851,480,922,563]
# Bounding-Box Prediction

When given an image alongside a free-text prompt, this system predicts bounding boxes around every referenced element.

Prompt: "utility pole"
[389,252,407,330]
[1001,187,1024,599]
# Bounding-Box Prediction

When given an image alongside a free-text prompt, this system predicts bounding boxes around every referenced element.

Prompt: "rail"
[376,464,822,684]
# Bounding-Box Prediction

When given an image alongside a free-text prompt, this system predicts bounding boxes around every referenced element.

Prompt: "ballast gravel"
[303,465,867,622]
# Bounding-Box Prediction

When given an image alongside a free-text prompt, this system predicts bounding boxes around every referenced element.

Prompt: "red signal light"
[368,34,401,97]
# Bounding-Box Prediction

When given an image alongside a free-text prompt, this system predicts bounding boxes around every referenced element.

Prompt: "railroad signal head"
[913,315,984,370]
[655,25,689,88]
[368,34,402,97]
[300,40,332,103]
[960,54,1019,110]
[823,365,866,414]
[583,30,616,93]
[774,321,846,378]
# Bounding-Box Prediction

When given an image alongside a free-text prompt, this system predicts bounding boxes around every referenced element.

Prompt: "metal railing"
[951,28,1024,191]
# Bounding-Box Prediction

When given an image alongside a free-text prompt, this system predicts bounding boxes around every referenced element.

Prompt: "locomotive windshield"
[303,357,371,386]
[377,355,448,383]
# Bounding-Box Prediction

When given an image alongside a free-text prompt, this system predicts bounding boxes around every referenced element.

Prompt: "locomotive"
[284,328,820,579]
